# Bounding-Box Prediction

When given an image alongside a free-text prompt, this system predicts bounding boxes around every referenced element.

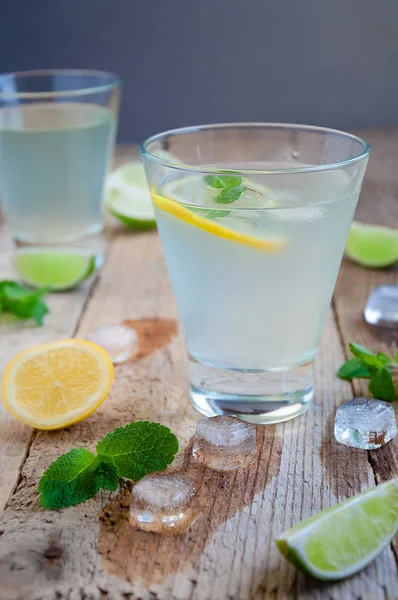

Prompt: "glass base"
[189,358,314,424]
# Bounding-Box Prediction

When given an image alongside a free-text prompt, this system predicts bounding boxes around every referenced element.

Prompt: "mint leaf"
[376,352,394,366]
[348,343,385,372]
[31,301,49,326]
[214,185,246,204]
[190,207,230,219]
[97,421,178,481]
[0,280,49,326]
[38,448,119,509]
[368,368,396,402]
[336,358,371,381]
[204,175,242,189]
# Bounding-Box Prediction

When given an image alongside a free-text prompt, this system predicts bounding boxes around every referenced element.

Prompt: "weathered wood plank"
[0,147,139,513]
[1,135,398,599]
[0,228,396,599]
[0,224,99,512]
[333,129,398,573]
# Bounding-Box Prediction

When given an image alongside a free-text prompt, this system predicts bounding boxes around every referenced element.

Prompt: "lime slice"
[14,250,96,291]
[106,162,156,230]
[276,478,398,581]
[346,222,398,268]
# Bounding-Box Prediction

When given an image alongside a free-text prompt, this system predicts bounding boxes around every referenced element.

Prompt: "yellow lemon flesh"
[1,340,114,430]
[152,193,283,252]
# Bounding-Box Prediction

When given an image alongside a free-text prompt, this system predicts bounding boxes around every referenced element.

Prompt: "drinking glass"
[141,123,369,424]
[0,69,120,285]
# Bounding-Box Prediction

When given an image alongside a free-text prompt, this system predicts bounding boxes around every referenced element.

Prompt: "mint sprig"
[38,421,179,509]
[0,280,49,326]
[337,342,397,402]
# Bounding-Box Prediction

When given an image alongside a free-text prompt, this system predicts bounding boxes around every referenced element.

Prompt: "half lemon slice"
[152,193,283,252]
[1,340,114,430]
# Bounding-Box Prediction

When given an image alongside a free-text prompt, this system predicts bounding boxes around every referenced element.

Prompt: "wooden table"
[0,132,397,600]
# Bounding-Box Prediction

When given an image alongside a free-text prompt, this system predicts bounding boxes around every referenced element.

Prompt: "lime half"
[346,222,398,268]
[276,478,398,581]
[14,250,96,291]
[106,162,156,230]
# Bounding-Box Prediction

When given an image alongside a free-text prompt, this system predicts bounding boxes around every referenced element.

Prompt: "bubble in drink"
[192,416,257,471]
[130,472,199,535]
[334,398,397,450]
[87,324,137,364]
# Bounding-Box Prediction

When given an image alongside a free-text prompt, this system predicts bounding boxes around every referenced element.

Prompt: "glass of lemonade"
[141,124,369,424]
[0,70,120,288]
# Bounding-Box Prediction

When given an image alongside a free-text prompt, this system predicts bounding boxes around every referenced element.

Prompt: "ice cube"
[130,472,199,535]
[364,285,398,328]
[334,398,397,449]
[192,416,257,471]
[87,324,137,364]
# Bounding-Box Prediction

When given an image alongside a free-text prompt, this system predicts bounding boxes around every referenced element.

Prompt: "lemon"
[346,222,398,268]
[1,340,114,430]
[276,478,398,581]
[152,193,283,252]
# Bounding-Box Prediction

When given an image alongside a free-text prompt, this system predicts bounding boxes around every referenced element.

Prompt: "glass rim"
[141,122,370,175]
[0,69,121,100]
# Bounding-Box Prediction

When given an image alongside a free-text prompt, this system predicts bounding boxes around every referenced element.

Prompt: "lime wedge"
[346,222,398,267]
[276,478,398,581]
[14,250,96,291]
[106,162,156,230]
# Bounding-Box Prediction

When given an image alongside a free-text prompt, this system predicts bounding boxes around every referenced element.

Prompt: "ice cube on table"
[364,285,398,328]
[334,398,397,449]
[130,472,199,535]
[192,416,257,471]
[87,324,137,364]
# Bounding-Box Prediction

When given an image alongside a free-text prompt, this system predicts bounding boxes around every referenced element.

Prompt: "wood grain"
[0,135,398,599]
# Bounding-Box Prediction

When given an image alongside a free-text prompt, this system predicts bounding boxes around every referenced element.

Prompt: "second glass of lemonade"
[0,70,120,288]
[141,124,369,424]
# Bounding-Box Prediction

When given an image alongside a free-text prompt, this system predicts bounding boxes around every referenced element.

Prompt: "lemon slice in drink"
[276,478,398,581]
[1,339,114,429]
[345,222,398,267]
[152,193,283,251]
[14,250,96,291]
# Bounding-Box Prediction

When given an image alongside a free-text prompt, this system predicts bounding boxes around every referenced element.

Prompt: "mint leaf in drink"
[368,368,396,402]
[336,358,371,381]
[97,421,178,481]
[190,207,230,219]
[214,185,246,204]
[204,174,242,189]
[38,448,119,509]
[0,280,49,326]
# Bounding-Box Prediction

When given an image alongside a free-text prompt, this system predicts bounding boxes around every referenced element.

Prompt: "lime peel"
[346,222,398,268]
[276,478,398,581]
[15,250,96,291]
[106,162,156,230]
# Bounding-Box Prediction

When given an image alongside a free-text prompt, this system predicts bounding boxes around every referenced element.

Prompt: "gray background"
[1,0,397,143]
